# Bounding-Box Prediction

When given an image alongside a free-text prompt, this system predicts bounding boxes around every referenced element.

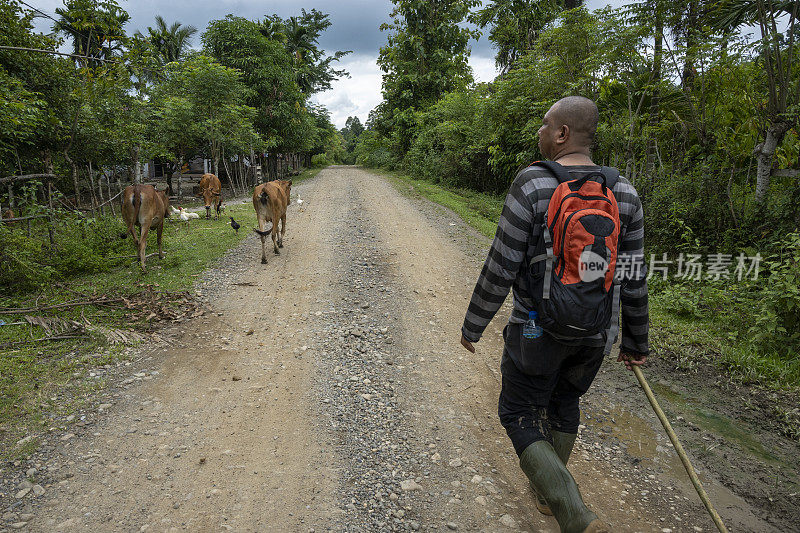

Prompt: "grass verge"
[649,280,800,390]
[293,166,324,185]
[375,168,504,238]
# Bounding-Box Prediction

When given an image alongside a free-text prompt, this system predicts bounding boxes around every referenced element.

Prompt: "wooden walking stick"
[632,365,729,533]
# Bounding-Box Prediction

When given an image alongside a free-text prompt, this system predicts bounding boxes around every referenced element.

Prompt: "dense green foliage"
[0,211,127,292]
[338,116,365,164]
[374,0,480,154]
[0,0,347,194]
[360,0,800,386]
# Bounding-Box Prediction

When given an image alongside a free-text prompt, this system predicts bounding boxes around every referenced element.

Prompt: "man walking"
[460,96,649,532]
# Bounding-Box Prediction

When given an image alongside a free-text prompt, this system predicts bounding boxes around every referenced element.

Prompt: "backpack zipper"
[549,193,612,236]
[556,209,586,277]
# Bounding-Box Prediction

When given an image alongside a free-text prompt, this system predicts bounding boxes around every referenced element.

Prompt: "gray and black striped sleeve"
[461,175,533,343]
[615,179,649,355]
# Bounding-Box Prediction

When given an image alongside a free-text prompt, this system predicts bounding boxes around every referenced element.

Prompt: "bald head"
[549,96,599,146]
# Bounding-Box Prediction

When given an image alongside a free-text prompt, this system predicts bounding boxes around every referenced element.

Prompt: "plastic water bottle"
[523,310,543,339]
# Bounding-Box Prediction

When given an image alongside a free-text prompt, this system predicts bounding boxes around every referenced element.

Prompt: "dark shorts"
[498,323,605,456]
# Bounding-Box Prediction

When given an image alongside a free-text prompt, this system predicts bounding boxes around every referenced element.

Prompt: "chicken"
[229,217,240,235]
[179,207,200,220]
[175,206,193,233]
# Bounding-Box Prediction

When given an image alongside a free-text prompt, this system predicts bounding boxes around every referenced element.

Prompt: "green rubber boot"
[529,431,577,515]
[552,430,578,465]
[520,440,600,533]
[530,483,553,515]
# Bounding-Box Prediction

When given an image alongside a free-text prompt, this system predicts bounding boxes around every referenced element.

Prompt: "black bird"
[229,216,240,235]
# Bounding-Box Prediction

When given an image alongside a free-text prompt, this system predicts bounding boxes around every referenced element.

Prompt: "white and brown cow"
[198,173,222,220]
[252,179,291,264]
[121,184,170,272]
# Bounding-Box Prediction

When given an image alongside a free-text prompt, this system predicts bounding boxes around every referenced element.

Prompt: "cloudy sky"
[28,0,616,128]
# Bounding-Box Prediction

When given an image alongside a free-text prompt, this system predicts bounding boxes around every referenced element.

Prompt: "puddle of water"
[586,387,782,532]
[651,382,781,465]
[585,402,685,477]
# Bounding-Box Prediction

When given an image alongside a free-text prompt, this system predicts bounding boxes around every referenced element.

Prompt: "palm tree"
[136,16,198,67]
[257,16,286,42]
[283,16,319,94]
[54,0,130,66]
[259,10,350,95]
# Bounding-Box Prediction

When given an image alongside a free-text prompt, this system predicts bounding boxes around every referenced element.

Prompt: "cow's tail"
[121,185,142,238]
[253,223,273,237]
[259,190,268,206]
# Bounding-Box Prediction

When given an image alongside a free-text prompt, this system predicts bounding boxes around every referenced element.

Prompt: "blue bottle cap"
[528,310,537,319]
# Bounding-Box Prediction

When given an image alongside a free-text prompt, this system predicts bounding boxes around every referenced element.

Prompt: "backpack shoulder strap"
[528,160,570,183]
[531,161,621,189]
[600,166,620,190]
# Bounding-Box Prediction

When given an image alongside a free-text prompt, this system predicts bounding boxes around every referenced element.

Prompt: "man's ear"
[556,124,570,145]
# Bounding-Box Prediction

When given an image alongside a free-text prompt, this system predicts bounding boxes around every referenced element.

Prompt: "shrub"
[0,214,128,294]
[354,130,398,169]
[749,232,800,358]
[0,223,55,292]
[311,153,330,167]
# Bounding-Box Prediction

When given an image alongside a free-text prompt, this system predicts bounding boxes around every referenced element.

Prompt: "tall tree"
[54,0,129,67]
[150,55,260,183]
[376,0,479,153]
[136,16,197,67]
[259,9,351,95]
[709,0,799,203]
[0,0,74,176]
[469,0,584,73]
[203,15,307,151]
[340,116,365,160]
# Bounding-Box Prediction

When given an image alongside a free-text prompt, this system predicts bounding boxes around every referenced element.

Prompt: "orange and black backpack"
[527,161,622,354]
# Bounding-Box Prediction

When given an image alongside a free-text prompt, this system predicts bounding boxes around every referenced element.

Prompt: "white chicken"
[178,207,200,220]
[177,207,190,233]
[169,205,181,216]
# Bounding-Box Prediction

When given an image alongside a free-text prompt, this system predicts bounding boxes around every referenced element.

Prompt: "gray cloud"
[31,0,397,56]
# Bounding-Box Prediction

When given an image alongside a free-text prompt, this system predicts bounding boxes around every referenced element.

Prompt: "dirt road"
[4,167,777,532]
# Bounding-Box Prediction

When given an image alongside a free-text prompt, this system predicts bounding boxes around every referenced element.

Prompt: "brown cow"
[121,184,170,272]
[252,179,291,264]
[198,173,222,220]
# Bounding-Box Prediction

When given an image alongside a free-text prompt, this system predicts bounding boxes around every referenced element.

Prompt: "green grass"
[294,166,324,185]
[649,281,800,391]
[375,168,504,238]
[70,201,256,294]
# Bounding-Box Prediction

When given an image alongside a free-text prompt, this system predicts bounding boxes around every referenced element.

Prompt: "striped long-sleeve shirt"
[461,164,649,355]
